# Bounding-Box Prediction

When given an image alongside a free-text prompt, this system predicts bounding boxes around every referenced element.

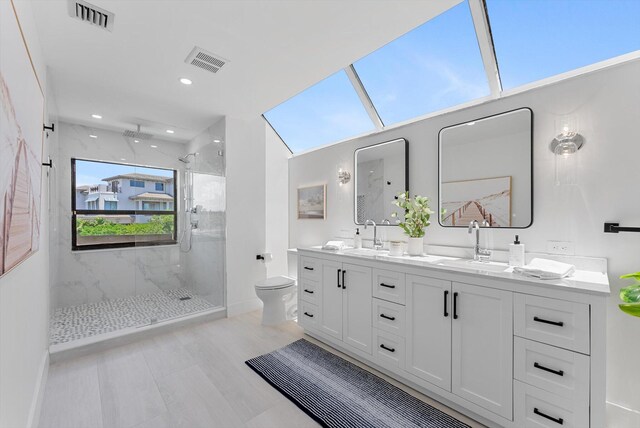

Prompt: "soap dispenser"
[509,235,525,267]
[354,228,362,249]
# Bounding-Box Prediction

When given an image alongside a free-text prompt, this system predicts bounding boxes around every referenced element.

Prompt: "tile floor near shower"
[50,288,217,345]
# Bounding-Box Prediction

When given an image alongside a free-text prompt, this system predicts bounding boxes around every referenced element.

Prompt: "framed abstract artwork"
[297,185,326,219]
[0,0,45,277]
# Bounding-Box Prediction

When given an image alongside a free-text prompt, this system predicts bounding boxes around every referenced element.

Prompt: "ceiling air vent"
[67,0,115,31]
[185,47,229,74]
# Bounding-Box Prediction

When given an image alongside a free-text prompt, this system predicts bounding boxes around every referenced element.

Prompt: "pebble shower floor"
[50,288,216,345]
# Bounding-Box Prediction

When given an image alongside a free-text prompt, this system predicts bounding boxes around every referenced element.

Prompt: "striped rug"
[245,339,471,428]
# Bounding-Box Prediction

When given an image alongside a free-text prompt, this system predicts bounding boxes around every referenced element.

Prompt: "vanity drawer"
[299,278,319,305]
[514,337,590,402]
[374,329,405,371]
[514,380,589,428]
[300,256,320,280]
[373,268,406,305]
[372,298,406,337]
[299,301,318,330]
[514,294,590,354]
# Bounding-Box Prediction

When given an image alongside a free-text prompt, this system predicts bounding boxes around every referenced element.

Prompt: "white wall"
[265,125,291,278]
[289,59,640,426]
[0,1,53,427]
[225,117,267,315]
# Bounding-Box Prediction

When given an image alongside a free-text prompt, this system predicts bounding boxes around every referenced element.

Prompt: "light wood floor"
[39,311,484,428]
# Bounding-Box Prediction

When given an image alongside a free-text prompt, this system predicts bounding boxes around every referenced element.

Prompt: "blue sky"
[75,159,173,187]
[264,0,640,153]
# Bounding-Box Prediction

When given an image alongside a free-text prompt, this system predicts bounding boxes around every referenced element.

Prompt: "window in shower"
[71,158,178,251]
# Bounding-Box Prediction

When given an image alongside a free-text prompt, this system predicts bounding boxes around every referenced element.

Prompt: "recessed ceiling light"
[134,139,139,143]
[89,134,98,139]
[179,78,192,85]
[150,145,158,148]
[91,114,102,119]
[166,129,174,134]
[120,158,126,161]
[213,139,221,143]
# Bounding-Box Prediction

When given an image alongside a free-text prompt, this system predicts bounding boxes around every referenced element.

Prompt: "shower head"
[123,124,152,140]
[178,152,198,163]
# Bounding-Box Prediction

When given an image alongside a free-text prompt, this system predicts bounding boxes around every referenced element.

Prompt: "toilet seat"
[255,275,295,290]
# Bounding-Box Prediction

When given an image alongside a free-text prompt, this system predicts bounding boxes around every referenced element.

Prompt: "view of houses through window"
[72,159,177,250]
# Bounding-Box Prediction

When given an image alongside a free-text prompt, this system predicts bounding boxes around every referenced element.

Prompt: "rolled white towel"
[322,240,345,251]
[513,258,575,280]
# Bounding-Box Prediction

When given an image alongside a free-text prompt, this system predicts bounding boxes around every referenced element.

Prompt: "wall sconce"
[338,168,351,186]
[550,117,584,186]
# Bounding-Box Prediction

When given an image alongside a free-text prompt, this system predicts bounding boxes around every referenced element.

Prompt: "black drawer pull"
[443,290,449,317]
[453,292,459,319]
[379,313,396,321]
[380,282,396,289]
[303,312,314,318]
[380,344,395,353]
[342,269,346,289]
[534,362,564,376]
[304,289,314,294]
[303,266,314,271]
[337,269,342,288]
[534,408,563,425]
[534,316,564,327]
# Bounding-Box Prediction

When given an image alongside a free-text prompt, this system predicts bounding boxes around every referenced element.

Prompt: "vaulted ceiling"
[31,0,460,142]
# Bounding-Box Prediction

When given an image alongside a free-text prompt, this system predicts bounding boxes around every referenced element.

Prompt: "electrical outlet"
[547,241,575,255]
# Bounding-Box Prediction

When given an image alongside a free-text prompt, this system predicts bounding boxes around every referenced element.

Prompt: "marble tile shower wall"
[51,122,226,310]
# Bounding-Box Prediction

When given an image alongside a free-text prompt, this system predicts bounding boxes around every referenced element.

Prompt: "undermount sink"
[437,259,510,273]
[341,248,387,257]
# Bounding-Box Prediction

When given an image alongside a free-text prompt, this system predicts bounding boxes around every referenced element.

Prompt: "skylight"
[263,70,375,153]
[264,0,640,153]
[486,0,640,90]
[353,1,489,126]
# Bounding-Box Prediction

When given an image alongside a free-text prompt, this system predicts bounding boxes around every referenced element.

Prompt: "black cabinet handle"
[337,269,342,288]
[342,270,346,289]
[534,362,564,377]
[534,408,563,425]
[534,316,564,327]
[380,344,395,353]
[444,290,449,317]
[304,289,314,294]
[380,283,396,289]
[303,312,314,318]
[304,266,314,271]
[453,292,459,319]
[380,313,395,321]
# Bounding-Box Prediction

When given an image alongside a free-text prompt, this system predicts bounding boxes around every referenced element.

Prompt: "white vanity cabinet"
[406,276,513,419]
[450,281,513,420]
[299,256,373,355]
[406,274,452,390]
[295,249,608,428]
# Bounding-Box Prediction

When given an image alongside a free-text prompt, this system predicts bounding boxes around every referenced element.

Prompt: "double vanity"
[295,247,609,428]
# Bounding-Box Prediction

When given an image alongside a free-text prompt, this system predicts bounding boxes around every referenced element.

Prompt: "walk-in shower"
[48,124,226,348]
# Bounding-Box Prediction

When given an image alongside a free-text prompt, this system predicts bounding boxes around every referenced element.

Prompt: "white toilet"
[255,276,297,325]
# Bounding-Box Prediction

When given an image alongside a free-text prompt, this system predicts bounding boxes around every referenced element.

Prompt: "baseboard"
[27,351,49,428]
[227,297,262,317]
[607,401,640,427]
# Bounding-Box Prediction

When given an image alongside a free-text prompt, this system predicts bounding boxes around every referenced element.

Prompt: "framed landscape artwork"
[0,0,45,277]
[298,185,326,219]
[441,176,511,227]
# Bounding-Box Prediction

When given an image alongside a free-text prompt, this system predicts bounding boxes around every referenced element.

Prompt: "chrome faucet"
[364,219,383,250]
[468,220,492,261]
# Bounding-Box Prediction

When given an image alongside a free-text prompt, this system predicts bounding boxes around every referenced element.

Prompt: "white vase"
[407,237,424,256]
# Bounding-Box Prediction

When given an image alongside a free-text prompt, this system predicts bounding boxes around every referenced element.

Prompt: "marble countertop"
[293,247,610,296]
